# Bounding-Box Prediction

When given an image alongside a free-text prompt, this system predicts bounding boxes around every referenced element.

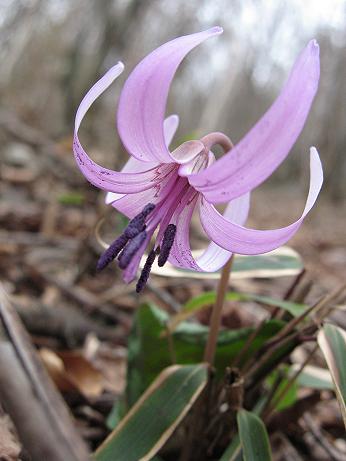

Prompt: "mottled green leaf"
[168,291,306,331]
[143,246,302,280]
[95,365,207,461]
[318,323,346,428]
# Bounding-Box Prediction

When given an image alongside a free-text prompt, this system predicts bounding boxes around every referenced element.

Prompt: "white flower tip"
[309,39,320,55]
[209,26,223,35]
[110,61,125,78]
[309,146,324,184]
[105,191,118,205]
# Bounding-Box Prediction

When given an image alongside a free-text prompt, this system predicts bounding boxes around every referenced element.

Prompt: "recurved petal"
[189,40,320,203]
[74,63,166,194]
[105,114,179,205]
[168,191,250,272]
[117,27,222,164]
[196,193,250,271]
[199,148,323,255]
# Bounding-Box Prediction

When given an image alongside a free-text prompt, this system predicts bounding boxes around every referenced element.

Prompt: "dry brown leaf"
[40,348,104,397]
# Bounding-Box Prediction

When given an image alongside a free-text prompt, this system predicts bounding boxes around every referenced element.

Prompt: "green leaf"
[219,435,242,461]
[266,367,297,411]
[58,192,85,205]
[143,246,302,280]
[124,304,285,408]
[95,364,207,461]
[318,323,346,428]
[237,410,272,461]
[291,364,333,390]
[168,291,307,331]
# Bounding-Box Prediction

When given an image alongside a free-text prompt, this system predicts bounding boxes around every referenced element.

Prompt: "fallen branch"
[0,284,90,460]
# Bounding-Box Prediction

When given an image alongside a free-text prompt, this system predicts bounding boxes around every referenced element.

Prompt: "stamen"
[124,203,155,238]
[96,234,128,271]
[136,248,157,293]
[158,224,176,267]
[118,230,147,269]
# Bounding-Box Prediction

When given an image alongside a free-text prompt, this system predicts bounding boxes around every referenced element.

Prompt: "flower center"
[178,132,233,177]
[98,132,233,291]
[97,174,192,292]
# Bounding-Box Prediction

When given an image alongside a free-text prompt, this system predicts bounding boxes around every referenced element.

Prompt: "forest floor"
[0,130,345,459]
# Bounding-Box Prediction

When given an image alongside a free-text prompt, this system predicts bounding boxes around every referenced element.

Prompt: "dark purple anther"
[97,233,128,271]
[124,203,155,238]
[136,249,157,293]
[158,224,176,267]
[118,230,147,269]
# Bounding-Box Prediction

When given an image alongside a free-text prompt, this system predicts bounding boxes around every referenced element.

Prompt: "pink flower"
[73,27,323,292]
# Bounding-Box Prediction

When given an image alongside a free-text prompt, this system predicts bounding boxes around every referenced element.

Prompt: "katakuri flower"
[73,27,323,292]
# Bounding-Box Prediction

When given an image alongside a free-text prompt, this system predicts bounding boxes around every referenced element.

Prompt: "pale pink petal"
[163,114,179,146]
[189,40,320,203]
[169,191,251,272]
[170,140,205,164]
[117,27,223,163]
[105,115,179,205]
[74,62,169,194]
[199,148,323,254]
[111,165,179,219]
[104,157,158,204]
[196,193,250,271]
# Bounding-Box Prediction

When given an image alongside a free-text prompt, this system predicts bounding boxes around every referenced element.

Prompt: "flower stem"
[204,255,234,365]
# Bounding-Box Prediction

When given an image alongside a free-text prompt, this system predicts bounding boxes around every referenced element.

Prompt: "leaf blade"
[95,364,207,461]
[237,409,272,461]
[318,323,346,428]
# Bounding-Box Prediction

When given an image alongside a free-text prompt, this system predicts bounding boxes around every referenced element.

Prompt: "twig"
[303,413,346,461]
[271,269,308,320]
[265,284,346,349]
[232,316,268,369]
[26,263,131,326]
[243,330,299,383]
[263,343,318,421]
[0,285,90,460]
[284,269,307,301]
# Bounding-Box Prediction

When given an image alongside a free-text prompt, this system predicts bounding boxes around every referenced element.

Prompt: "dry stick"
[233,272,307,369]
[303,413,346,461]
[0,285,90,461]
[264,283,346,350]
[242,330,299,381]
[263,343,319,422]
[232,315,269,369]
[285,269,307,299]
[270,269,306,319]
[204,256,234,365]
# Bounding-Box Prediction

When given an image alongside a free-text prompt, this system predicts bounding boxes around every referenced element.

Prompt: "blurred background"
[1,0,345,193]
